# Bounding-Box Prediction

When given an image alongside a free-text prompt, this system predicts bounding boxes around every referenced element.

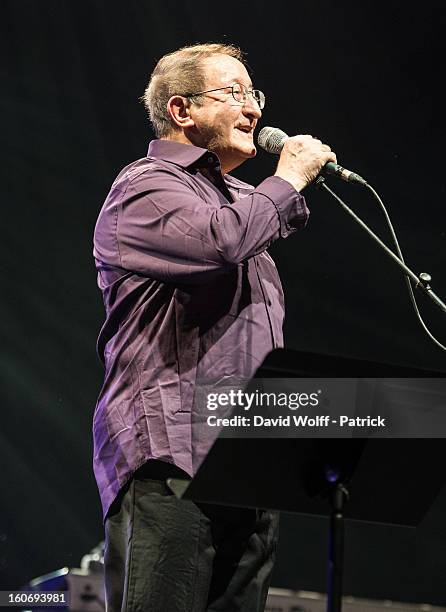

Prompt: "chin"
[233,142,257,158]
[239,147,257,161]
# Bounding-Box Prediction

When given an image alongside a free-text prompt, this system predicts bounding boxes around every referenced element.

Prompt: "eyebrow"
[232,79,254,89]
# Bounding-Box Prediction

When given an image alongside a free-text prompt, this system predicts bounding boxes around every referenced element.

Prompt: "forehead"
[201,54,252,87]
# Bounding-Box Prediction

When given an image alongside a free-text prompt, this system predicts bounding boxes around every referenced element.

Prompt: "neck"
[162,131,193,147]
[162,132,240,175]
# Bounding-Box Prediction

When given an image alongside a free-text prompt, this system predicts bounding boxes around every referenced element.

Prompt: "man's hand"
[274,135,337,192]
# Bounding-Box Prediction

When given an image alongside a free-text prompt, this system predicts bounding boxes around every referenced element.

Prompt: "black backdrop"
[2,0,446,605]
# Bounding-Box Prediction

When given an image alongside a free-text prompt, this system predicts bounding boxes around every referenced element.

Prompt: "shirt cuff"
[254,176,310,238]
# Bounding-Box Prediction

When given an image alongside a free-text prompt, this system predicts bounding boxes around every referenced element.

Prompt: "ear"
[166,95,195,130]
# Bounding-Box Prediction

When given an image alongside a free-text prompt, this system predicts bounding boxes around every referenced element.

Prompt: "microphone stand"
[316,177,446,314]
[313,178,445,612]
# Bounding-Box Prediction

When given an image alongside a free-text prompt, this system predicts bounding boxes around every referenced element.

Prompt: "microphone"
[257,126,367,186]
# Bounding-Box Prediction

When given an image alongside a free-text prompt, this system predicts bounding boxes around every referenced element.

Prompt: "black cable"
[318,178,446,352]
[364,182,446,352]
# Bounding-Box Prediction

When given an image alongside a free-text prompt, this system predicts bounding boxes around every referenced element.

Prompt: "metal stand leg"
[327,483,349,612]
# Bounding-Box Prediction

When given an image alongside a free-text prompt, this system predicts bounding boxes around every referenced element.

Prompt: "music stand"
[169,348,446,612]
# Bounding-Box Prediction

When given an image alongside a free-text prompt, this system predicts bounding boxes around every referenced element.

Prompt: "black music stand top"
[170,349,446,527]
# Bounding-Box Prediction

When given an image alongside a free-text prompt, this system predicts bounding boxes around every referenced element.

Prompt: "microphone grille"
[257,126,288,154]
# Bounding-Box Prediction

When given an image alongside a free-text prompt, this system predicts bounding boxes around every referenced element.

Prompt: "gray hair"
[141,43,246,138]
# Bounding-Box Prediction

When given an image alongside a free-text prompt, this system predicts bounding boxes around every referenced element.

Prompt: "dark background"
[1,0,446,605]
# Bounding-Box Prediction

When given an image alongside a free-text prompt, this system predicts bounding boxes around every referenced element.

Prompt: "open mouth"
[236,126,253,134]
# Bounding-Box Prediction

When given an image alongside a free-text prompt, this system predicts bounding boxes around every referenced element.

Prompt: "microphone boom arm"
[315,176,446,316]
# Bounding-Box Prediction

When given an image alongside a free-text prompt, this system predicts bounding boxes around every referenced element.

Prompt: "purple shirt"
[93,139,309,519]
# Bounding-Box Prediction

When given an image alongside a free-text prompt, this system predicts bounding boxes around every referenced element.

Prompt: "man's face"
[189,54,262,173]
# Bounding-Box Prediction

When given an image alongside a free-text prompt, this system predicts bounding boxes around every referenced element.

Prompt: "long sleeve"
[94,164,309,283]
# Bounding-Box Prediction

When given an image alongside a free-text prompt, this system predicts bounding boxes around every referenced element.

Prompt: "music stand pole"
[327,481,349,612]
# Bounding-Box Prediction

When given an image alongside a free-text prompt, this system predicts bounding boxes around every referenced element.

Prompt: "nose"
[242,95,262,120]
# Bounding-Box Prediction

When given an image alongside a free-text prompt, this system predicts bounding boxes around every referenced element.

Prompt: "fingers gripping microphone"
[257,126,367,186]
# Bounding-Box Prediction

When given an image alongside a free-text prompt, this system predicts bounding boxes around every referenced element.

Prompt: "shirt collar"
[146,139,254,191]
[147,139,220,170]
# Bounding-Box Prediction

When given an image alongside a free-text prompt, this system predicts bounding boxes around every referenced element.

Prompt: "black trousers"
[104,461,280,612]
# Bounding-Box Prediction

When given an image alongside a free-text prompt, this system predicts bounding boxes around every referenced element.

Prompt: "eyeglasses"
[183,83,265,110]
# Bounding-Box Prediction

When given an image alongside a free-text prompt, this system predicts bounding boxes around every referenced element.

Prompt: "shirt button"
[207,156,214,164]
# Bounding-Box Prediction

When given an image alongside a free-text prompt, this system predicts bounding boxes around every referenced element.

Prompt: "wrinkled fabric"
[104,462,279,611]
[93,139,309,519]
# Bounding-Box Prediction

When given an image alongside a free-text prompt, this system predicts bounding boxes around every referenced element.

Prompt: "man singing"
[93,42,336,611]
